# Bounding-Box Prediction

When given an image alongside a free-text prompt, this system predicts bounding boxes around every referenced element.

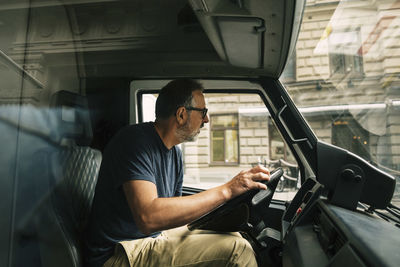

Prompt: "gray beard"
[176,121,199,143]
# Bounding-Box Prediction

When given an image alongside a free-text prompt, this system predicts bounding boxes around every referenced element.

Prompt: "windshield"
[280,0,400,204]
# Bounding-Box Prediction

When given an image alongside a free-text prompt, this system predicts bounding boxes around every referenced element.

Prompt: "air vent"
[332,233,346,255]
[314,208,347,258]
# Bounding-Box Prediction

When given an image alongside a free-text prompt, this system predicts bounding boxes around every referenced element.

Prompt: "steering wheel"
[188,168,284,232]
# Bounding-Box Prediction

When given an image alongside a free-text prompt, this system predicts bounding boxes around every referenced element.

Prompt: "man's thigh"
[106,226,257,267]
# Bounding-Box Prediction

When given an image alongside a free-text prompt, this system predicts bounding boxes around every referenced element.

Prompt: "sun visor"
[215,17,264,68]
[190,0,306,77]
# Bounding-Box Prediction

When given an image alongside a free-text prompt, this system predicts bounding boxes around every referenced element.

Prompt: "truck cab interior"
[1,0,399,266]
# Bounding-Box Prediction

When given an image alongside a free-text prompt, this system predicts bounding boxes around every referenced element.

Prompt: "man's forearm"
[123,181,230,235]
[141,185,230,234]
[123,165,269,235]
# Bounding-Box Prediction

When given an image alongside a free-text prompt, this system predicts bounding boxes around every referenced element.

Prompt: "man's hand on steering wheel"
[224,165,270,200]
[187,167,282,232]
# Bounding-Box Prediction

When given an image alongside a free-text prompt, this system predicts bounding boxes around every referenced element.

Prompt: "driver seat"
[33,91,101,267]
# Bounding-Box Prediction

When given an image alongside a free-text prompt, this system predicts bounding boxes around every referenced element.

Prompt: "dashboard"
[282,180,400,267]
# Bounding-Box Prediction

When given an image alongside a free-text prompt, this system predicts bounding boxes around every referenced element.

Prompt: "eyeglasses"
[185,106,208,119]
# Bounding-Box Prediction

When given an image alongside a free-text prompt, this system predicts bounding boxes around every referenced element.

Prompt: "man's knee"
[217,234,257,266]
[103,243,130,267]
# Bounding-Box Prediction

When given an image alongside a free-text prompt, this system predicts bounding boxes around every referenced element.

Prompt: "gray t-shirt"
[85,122,183,266]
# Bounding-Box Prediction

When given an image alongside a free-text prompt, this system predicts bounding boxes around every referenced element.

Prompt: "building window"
[329,30,363,77]
[210,114,239,164]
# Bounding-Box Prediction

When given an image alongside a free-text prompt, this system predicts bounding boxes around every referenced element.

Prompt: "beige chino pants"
[103,226,257,267]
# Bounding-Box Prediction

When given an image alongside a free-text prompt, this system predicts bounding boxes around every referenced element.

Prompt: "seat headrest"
[50,91,92,146]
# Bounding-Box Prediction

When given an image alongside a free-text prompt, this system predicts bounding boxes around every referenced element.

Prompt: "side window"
[140,92,299,200]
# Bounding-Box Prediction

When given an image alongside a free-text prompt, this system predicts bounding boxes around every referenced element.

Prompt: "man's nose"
[203,114,209,123]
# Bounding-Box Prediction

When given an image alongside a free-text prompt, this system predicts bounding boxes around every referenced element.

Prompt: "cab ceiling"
[0,0,303,79]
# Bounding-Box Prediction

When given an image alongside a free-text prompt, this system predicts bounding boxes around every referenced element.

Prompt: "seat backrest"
[31,91,101,267]
[54,147,101,234]
[34,146,101,267]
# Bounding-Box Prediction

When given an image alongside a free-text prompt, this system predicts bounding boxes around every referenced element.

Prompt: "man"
[85,79,270,266]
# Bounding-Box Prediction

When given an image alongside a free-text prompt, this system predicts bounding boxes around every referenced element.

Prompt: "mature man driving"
[85,79,270,266]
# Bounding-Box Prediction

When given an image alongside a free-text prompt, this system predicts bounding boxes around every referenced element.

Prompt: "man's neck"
[154,119,179,150]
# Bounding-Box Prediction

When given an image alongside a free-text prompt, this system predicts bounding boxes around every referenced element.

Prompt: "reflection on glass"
[281,0,400,202]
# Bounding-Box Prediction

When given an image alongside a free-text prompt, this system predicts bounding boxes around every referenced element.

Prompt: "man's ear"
[175,106,187,125]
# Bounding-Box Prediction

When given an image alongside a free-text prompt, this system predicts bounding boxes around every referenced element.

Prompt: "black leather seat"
[25,91,102,267]
[34,145,101,267]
